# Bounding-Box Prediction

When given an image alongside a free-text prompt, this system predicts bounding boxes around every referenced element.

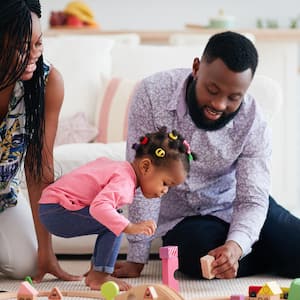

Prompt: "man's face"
[189,58,253,130]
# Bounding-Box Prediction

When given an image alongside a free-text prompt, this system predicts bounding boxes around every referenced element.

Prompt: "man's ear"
[139,158,152,175]
[192,57,200,79]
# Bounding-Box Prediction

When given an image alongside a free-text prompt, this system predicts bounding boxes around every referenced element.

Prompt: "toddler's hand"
[123,220,157,236]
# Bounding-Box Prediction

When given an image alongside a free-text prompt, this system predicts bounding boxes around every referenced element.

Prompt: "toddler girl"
[39,126,196,290]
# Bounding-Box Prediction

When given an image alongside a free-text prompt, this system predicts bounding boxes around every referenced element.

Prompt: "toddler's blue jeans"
[39,203,122,274]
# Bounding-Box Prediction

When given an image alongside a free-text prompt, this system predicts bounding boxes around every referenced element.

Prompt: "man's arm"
[229,114,271,255]
[210,106,271,279]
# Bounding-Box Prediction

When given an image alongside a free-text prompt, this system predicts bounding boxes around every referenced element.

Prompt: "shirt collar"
[165,73,191,120]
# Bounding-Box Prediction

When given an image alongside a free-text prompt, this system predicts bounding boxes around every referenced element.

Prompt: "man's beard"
[186,77,242,131]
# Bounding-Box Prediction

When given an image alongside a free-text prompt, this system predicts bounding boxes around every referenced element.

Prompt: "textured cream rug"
[0,260,292,300]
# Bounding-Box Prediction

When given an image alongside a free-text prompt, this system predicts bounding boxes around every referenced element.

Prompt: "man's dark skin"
[113,56,254,280]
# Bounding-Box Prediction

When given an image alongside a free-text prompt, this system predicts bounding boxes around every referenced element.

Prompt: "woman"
[0,0,81,281]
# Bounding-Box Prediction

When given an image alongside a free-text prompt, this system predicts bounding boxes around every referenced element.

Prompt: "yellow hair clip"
[168,132,178,140]
[155,148,166,158]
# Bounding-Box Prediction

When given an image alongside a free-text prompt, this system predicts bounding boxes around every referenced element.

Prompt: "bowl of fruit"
[49,1,99,28]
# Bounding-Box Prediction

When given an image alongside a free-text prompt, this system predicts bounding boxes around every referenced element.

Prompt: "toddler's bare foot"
[85,269,131,291]
[83,263,93,277]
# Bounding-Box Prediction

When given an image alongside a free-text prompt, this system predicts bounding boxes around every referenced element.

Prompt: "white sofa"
[40,34,282,255]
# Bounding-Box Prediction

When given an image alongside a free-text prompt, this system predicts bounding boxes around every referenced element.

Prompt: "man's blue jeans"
[39,204,122,274]
[163,196,300,278]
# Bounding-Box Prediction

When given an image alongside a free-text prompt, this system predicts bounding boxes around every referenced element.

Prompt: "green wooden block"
[288,278,300,300]
[25,276,33,286]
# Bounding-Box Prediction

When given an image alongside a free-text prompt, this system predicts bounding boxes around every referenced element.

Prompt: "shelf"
[45,27,300,44]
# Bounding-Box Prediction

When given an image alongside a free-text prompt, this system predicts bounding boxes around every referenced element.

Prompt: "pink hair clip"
[183,140,193,161]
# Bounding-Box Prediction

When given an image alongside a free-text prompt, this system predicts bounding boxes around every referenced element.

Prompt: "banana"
[75,1,93,18]
[64,1,97,25]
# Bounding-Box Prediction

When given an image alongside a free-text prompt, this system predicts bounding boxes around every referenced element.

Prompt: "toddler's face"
[140,160,187,199]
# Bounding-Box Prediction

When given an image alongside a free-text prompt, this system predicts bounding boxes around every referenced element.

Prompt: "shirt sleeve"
[227,110,272,257]
[126,80,161,264]
[89,176,133,236]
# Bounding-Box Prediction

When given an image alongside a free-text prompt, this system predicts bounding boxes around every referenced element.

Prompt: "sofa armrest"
[54,142,126,175]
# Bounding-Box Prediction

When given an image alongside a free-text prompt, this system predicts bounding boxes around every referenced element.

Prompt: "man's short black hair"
[202,31,258,77]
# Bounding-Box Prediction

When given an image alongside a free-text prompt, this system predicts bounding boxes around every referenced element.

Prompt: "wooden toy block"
[230,295,245,300]
[25,276,33,286]
[115,284,184,300]
[200,254,215,279]
[279,287,289,299]
[287,278,300,300]
[159,246,178,259]
[48,287,63,300]
[17,281,39,300]
[249,286,262,297]
[258,282,282,296]
[256,296,280,300]
[143,286,158,299]
[159,246,179,292]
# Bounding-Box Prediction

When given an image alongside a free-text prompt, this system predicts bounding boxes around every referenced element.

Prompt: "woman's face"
[20,13,43,81]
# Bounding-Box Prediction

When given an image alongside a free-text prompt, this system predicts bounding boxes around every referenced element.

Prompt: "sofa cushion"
[43,36,115,124]
[95,77,139,143]
[55,112,98,146]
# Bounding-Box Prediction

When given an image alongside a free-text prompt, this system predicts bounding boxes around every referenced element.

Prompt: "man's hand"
[208,240,243,279]
[123,220,157,236]
[113,261,144,278]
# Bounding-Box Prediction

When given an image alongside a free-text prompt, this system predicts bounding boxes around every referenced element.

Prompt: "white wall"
[40,0,300,31]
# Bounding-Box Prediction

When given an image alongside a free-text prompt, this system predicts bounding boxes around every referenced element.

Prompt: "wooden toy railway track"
[0,291,241,300]
[0,290,103,300]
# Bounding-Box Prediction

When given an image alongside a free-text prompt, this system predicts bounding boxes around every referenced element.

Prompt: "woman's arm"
[25,66,82,282]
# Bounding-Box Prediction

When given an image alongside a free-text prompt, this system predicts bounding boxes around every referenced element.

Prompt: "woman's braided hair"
[132,126,197,173]
[0,0,46,182]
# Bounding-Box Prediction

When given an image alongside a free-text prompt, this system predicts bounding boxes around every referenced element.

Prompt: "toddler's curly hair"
[132,126,197,173]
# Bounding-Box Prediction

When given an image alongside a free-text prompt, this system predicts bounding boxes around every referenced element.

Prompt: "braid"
[0,1,32,91]
[23,55,45,181]
[0,0,45,182]
[132,126,197,172]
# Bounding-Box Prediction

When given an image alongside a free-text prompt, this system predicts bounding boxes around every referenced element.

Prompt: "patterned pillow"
[95,77,139,143]
[55,112,98,146]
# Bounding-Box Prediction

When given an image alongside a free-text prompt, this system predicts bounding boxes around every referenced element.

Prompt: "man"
[114,31,300,279]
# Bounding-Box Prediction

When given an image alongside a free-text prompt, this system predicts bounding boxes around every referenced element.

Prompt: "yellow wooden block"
[258,282,282,296]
